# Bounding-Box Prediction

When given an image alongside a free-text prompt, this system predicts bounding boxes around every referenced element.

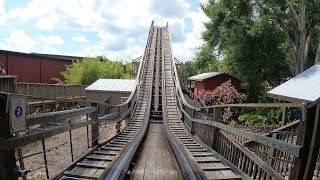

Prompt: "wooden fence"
[0,75,17,93]
[0,92,132,179]
[177,88,304,179]
[17,82,87,98]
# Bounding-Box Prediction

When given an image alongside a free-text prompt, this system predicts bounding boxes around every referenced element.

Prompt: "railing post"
[290,105,317,180]
[213,107,222,122]
[212,107,222,148]
[91,103,99,147]
[116,107,121,134]
[281,107,288,126]
[267,133,277,165]
[0,93,18,180]
[303,103,320,180]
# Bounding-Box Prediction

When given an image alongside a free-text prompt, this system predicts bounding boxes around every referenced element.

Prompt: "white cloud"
[0,30,61,54]
[2,0,209,62]
[187,7,209,37]
[72,34,88,43]
[170,22,187,43]
[0,30,37,52]
[149,0,190,18]
[199,0,209,5]
[39,34,64,45]
[0,0,6,25]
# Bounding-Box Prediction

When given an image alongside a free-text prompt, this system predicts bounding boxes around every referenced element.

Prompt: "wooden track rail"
[161,27,242,179]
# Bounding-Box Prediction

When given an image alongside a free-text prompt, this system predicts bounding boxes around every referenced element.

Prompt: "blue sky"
[0,0,208,62]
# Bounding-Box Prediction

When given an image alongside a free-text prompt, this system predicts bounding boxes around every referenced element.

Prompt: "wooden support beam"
[207,176,242,180]
[91,103,99,147]
[86,156,112,161]
[0,93,18,180]
[76,162,107,169]
[191,153,215,157]
[213,107,222,122]
[202,167,231,171]
[290,105,316,180]
[26,106,97,126]
[196,159,221,163]
[64,171,99,179]
[93,151,117,156]
[303,103,320,180]
[191,117,301,157]
[9,120,97,149]
[281,107,288,126]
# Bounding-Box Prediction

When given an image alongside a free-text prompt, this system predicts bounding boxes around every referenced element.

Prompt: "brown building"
[188,72,241,98]
[0,49,83,84]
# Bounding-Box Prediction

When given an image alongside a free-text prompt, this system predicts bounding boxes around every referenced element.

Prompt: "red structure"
[0,50,83,84]
[188,72,241,98]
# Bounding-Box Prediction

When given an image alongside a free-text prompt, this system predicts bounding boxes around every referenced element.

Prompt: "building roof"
[0,49,79,62]
[188,72,239,81]
[268,64,320,104]
[85,79,136,93]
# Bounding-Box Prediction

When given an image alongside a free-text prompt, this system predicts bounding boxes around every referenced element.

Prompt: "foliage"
[255,0,320,75]
[181,60,198,89]
[194,45,221,73]
[199,0,292,102]
[198,0,320,102]
[59,57,131,85]
[238,114,270,124]
[200,80,246,122]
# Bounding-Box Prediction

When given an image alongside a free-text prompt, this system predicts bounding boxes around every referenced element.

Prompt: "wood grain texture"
[192,117,301,157]
[131,123,183,180]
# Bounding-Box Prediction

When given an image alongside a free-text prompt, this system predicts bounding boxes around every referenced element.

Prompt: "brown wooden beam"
[303,103,320,180]
[9,120,97,149]
[290,105,316,180]
[91,103,99,147]
[0,93,18,180]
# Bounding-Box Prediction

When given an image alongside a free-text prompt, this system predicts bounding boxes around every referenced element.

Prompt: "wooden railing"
[0,29,146,178]
[171,58,304,179]
[0,90,136,179]
[17,83,87,98]
[216,131,285,179]
[0,75,17,93]
[242,120,299,176]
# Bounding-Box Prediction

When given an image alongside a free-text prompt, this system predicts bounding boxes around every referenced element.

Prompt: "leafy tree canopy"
[58,57,132,85]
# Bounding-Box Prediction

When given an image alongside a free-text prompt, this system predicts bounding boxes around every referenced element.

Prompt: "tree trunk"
[303,33,311,69]
[298,0,307,74]
[314,38,320,64]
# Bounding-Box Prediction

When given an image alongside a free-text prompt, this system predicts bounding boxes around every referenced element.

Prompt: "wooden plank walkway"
[130,123,183,180]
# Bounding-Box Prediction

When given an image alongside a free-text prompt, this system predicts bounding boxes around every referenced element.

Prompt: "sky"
[0,0,209,62]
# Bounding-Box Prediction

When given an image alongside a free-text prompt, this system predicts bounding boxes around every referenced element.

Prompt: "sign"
[10,95,26,134]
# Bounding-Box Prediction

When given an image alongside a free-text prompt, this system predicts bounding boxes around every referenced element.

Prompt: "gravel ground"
[17,117,124,180]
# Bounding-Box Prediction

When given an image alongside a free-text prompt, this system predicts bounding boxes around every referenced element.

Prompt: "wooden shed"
[188,72,241,98]
[85,79,136,114]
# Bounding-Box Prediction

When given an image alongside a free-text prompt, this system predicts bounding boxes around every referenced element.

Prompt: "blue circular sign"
[15,106,23,118]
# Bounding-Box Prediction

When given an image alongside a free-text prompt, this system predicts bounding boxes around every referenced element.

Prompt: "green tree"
[59,57,131,85]
[195,45,220,72]
[201,0,291,101]
[255,0,320,75]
